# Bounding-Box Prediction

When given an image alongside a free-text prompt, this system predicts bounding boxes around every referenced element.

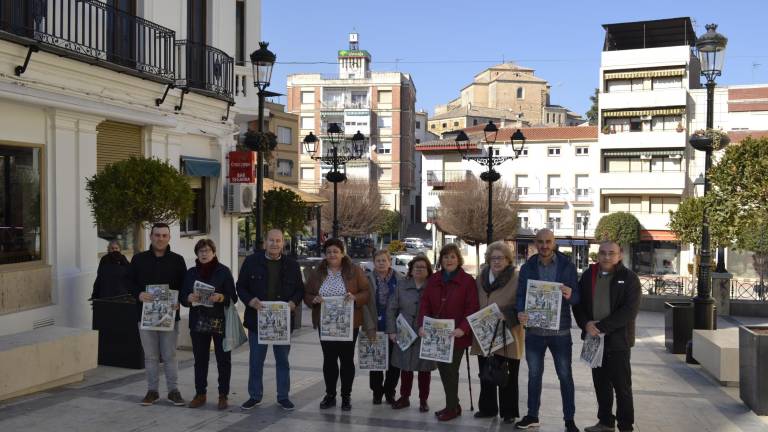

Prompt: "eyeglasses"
[489,256,506,262]
[598,251,619,257]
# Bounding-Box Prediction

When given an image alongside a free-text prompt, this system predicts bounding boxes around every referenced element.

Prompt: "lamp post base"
[692,295,716,330]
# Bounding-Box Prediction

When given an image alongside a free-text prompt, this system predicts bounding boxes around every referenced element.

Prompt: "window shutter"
[96,121,143,172]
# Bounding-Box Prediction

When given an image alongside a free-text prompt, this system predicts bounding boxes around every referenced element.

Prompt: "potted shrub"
[676,122,685,133]
[602,125,611,134]
[739,325,768,415]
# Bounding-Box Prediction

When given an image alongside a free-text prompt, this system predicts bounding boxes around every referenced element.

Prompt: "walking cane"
[465,347,474,411]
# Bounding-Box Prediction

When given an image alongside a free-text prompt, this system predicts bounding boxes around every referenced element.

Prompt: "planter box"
[665,301,694,354]
[739,325,768,415]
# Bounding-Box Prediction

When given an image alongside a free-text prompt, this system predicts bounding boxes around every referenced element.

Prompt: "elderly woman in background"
[91,240,130,299]
[471,241,524,424]
[364,249,402,405]
[386,254,436,412]
[417,243,479,422]
[304,238,370,412]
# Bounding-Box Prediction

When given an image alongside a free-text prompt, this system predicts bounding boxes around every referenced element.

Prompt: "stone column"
[711,272,733,316]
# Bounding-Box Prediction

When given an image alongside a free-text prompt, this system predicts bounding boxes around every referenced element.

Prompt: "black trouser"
[437,348,465,410]
[370,339,400,398]
[190,331,231,396]
[320,329,359,398]
[477,355,520,419]
[592,349,634,431]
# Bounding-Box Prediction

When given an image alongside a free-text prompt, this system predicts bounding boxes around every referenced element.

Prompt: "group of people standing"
[95,223,640,432]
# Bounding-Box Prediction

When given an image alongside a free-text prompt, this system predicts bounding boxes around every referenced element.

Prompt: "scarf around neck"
[196,256,219,280]
[482,265,515,294]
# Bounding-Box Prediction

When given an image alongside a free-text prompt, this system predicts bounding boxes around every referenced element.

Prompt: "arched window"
[516,87,524,99]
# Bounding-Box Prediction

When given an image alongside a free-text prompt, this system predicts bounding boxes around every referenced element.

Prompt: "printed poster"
[524,279,563,330]
[419,317,455,363]
[395,313,418,351]
[192,280,215,307]
[468,303,514,356]
[140,284,178,332]
[358,331,388,371]
[257,301,291,345]
[320,296,354,341]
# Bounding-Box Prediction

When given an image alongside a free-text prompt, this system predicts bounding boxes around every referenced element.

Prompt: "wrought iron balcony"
[426,170,473,188]
[174,40,234,102]
[0,0,175,82]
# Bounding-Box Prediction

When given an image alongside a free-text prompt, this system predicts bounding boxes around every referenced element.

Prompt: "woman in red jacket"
[417,243,479,422]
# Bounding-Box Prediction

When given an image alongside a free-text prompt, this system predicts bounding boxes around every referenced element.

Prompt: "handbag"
[223,303,247,352]
[479,319,510,387]
[193,313,224,335]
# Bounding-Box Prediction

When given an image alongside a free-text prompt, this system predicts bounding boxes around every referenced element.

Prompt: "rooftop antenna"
[394,58,402,71]
[753,62,762,83]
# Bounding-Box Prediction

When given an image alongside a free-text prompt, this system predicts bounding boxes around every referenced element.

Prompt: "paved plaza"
[1,310,767,432]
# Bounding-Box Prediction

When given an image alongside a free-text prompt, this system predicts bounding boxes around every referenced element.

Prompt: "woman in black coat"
[91,240,130,299]
[180,239,237,410]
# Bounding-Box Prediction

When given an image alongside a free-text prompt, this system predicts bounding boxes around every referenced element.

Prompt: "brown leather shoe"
[140,391,160,406]
[218,394,228,410]
[391,397,410,409]
[437,406,462,422]
[188,394,206,408]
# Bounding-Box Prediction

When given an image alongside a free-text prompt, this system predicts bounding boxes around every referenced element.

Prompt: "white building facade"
[0,0,262,335]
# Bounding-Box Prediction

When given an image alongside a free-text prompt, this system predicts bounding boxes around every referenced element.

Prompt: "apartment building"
[263,101,300,186]
[0,0,260,336]
[286,33,417,223]
[419,126,598,269]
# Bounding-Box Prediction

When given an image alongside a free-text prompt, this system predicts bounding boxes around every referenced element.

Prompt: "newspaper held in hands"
[358,331,389,371]
[140,284,178,332]
[468,303,514,356]
[395,313,418,351]
[419,317,455,363]
[319,296,354,341]
[580,333,605,368]
[257,301,291,345]
[524,279,564,330]
[192,280,216,307]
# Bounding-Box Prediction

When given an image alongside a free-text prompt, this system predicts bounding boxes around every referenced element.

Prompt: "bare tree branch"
[437,175,518,245]
[319,180,383,237]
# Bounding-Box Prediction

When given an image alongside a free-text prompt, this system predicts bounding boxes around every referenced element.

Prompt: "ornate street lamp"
[303,124,365,238]
[691,23,728,330]
[247,41,278,249]
[456,122,526,248]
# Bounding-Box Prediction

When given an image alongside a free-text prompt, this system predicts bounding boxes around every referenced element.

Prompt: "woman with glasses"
[471,241,524,424]
[385,255,436,412]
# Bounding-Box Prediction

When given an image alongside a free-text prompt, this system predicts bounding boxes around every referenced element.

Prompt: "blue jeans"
[525,333,575,421]
[248,329,291,401]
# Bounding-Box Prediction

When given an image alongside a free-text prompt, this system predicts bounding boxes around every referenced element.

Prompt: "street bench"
[692,327,739,386]
[0,326,98,401]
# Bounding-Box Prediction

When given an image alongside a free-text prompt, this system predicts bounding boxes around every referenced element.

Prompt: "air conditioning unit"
[640,115,652,121]
[640,154,652,160]
[225,183,255,214]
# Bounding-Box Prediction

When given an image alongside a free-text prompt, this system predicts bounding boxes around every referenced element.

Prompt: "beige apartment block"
[286,33,418,224]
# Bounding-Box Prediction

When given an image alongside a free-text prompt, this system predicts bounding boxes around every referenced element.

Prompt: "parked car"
[359,253,414,277]
[403,237,427,253]
[348,237,374,258]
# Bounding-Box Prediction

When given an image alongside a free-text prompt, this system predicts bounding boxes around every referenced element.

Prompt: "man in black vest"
[572,240,641,432]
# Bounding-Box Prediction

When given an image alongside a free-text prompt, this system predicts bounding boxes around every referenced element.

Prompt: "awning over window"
[603,107,685,118]
[603,148,685,157]
[604,68,686,80]
[181,156,221,177]
[640,230,679,241]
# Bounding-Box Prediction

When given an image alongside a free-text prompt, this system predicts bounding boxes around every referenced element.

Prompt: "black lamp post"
[691,23,728,330]
[456,121,526,248]
[582,214,590,268]
[246,41,277,250]
[303,124,365,238]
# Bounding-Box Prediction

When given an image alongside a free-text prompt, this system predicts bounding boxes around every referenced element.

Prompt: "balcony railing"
[175,40,234,101]
[0,0,175,82]
[321,101,370,110]
[426,170,473,187]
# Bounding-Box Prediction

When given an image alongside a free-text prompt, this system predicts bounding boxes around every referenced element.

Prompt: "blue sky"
[262,0,768,117]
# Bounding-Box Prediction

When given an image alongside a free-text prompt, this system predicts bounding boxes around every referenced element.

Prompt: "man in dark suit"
[572,240,641,432]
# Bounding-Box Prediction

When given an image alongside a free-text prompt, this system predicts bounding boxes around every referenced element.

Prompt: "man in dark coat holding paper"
[572,240,641,432]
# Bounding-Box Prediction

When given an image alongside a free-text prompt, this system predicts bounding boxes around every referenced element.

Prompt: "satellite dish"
[425,223,433,230]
